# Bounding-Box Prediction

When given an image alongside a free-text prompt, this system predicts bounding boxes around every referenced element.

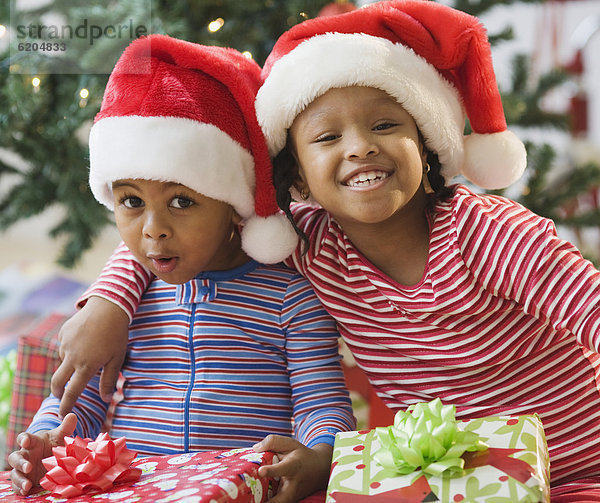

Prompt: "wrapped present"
[326,401,550,503]
[0,446,279,502]
[5,313,67,464]
[4,313,125,471]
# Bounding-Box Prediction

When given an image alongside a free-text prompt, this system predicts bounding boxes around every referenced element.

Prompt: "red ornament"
[318,1,357,18]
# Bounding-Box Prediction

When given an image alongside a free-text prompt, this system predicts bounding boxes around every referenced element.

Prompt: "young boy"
[8,34,355,502]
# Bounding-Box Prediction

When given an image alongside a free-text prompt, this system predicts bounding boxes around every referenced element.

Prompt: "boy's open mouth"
[343,170,390,187]
[150,256,178,274]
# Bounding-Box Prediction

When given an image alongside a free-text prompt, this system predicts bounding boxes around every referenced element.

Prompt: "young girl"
[51,1,600,499]
[8,34,355,502]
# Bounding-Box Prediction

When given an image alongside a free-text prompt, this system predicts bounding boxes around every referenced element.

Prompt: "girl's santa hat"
[89,34,298,263]
[256,0,526,190]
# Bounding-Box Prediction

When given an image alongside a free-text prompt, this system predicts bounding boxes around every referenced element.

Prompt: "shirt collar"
[176,278,216,305]
[174,260,259,305]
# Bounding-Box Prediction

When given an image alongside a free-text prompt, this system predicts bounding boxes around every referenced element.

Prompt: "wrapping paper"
[0,447,279,502]
[326,415,550,503]
[5,313,66,463]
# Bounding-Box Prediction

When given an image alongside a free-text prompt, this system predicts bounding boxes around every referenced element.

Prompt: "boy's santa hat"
[89,34,298,263]
[256,0,526,190]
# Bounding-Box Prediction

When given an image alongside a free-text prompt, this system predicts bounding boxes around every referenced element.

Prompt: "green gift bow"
[0,349,17,431]
[374,398,488,477]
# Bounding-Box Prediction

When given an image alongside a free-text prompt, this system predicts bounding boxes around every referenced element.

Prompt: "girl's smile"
[289,86,427,233]
[341,167,392,188]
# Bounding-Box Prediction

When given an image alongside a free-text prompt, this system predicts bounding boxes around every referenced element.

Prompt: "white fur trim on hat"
[241,213,299,264]
[89,115,256,218]
[256,32,466,180]
[463,130,527,190]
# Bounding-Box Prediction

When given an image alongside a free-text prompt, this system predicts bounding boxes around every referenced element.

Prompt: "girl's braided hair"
[272,139,310,251]
[423,144,454,204]
[272,133,453,250]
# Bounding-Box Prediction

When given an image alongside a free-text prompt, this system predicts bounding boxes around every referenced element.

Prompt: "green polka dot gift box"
[326,399,550,503]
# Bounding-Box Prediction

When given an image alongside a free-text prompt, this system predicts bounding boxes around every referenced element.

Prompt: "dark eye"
[121,196,143,208]
[315,133,339,143]
[373,122,397,131]
[171,196,194,209]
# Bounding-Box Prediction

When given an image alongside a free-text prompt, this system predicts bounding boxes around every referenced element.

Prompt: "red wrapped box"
[5,313,67,465]
[0,447,279,502]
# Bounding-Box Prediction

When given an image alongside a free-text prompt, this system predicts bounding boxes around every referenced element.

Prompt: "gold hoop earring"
[422,163,434,195]
[299,187,311,200]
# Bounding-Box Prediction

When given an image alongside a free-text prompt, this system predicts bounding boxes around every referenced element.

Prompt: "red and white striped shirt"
[286,184,600,485]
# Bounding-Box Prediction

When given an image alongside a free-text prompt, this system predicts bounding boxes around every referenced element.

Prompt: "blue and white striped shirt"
[29,260,355,456]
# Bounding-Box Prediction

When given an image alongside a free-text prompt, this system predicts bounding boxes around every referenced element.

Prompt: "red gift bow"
[40,433,142,498]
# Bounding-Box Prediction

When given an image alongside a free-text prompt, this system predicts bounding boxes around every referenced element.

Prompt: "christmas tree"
[1,0,598,267]
[0,0,331,266]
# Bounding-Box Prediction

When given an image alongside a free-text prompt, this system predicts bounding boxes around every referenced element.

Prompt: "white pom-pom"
[463,130,527,190]
[241,213,299,264]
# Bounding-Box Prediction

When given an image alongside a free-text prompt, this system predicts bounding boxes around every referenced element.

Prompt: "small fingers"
[16,431,32,450]
[8,448,31,474]
[253,435,298,454]
[10,468,33,496]
[99,360,122,403]
[50,360,75,399]
[53,413,78,442]
[57,367,97,417]
[8,447,35,496]
[258,464,280,479]
[258,453,299,480]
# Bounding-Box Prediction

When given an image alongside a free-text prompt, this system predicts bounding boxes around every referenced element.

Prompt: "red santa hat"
[89,34,298,263]
[256,0,526,190]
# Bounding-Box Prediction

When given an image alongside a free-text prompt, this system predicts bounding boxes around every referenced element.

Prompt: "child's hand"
[8,413,78,496]
[51,296,129,417]
[253,435,333,503]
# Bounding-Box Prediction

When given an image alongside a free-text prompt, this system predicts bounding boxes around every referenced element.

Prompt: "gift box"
[0,447,279,502]
[4,313,125,471]
[326,414,550,503]
[5,313,68,465]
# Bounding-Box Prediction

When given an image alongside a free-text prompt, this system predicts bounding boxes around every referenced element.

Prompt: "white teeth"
[346,170,389,187]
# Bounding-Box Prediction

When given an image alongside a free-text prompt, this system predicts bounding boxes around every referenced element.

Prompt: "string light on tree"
[79,88,89,108]
[208,18,224,33]
[242,51,253,60]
